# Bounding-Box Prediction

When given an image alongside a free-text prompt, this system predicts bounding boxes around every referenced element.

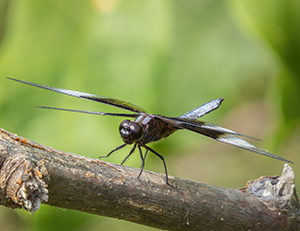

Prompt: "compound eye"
[119,119,131,131]
[130,123,143,140]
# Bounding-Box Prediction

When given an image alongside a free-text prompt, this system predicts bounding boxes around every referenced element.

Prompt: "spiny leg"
[99,143,127,159]
[137,145,148,179]
[121,143,137,165]
[144,145,173,187]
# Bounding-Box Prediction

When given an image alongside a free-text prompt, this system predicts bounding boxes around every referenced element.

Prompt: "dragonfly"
[7,77,293,186]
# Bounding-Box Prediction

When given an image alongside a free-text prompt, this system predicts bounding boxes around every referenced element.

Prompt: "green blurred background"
[0,0,299,230]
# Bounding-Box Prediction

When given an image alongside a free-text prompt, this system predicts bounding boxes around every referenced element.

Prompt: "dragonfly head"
[119,119,143,144]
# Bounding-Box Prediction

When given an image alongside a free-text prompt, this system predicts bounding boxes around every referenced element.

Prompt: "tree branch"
[0,128,299,230]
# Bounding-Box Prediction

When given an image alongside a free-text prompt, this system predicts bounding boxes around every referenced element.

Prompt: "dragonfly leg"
[99,143,127,159]
[143,145,174,187]
[137,146,148,179]
[121,143,137,165]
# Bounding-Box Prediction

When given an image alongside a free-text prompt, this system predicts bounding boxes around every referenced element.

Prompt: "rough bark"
[0,128,299,230]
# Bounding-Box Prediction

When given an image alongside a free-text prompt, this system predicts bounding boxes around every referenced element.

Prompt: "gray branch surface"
[0,128,299,230]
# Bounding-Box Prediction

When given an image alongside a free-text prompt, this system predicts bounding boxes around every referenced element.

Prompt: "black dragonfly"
[7,77,293,186]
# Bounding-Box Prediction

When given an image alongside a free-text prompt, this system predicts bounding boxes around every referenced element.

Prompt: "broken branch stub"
[0,154,49,213]
[241,164,300,230]
[245,164,298,207]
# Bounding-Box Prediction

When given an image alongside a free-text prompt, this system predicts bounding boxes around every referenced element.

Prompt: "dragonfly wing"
[216,133,292,163]
[157,116,293,163]
[7,77,147,113]
[37,106,139,117]
[180,97,224,119]
[81,95,147,113]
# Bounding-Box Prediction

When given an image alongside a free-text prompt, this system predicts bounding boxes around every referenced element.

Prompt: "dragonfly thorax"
[119,119,143,144]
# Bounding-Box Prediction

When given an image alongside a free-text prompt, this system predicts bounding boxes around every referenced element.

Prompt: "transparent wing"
[180,97,224,119]
[156,116,293,163]
[37,106,139,117]
[7,77,147,113]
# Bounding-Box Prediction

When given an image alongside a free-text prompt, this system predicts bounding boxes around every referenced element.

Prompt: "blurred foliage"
[0,0,299,230]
